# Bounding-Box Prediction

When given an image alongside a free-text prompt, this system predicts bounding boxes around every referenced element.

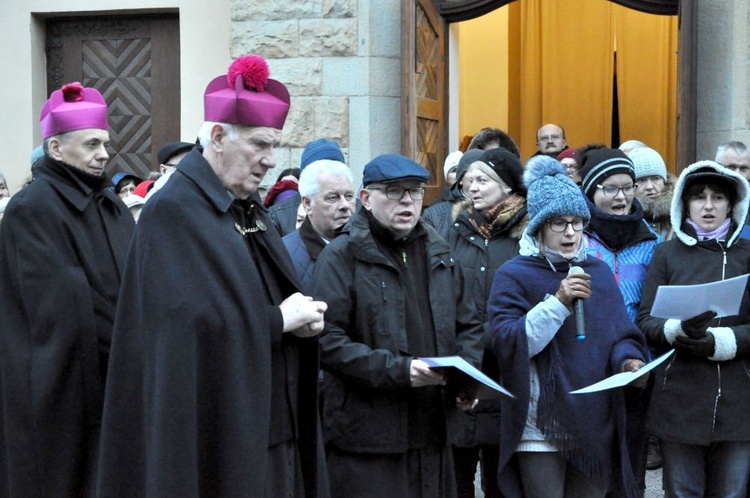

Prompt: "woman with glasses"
[578,146,661,495]
[557,148,582,185]
[489,156,648,498]
[447,146,527,497]
[637,162,750,498]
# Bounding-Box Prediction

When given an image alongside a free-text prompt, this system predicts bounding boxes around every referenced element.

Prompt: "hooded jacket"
[637,161,750,444]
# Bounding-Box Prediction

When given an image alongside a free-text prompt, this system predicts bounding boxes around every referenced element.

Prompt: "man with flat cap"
[97,55,329,497]
[0,82,135,496]
[145,140,201,200]
[313,153,483,497]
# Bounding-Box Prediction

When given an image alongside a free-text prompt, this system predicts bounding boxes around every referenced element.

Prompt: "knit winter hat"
[479,147,526,196]
[579,147,635,199]
[300,138,345,171]
[524,156,590,236]
[451,148,485,198]
[629,147,667,181]
[443,151,463,180]
[557,148,580,164]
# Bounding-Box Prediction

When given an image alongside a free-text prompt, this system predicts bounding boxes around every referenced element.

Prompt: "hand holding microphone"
[555,266,591,340]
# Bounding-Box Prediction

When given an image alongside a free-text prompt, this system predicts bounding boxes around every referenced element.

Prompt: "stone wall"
[695,0,750,162]
[230,0,403,189]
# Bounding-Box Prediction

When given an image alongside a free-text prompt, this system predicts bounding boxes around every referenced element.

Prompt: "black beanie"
[579,148,635,199]
[479,147,526,196]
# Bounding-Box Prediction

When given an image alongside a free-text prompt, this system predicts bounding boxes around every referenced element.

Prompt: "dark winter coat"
[422,200,455,240]
[269,191,301,236]
[637,161,750,445]
[96,149,326,497]
[313,211,483,455]
[283,216,327,295]
[447,205,526,447]
[490,253,647,498]
[0,157,134,497]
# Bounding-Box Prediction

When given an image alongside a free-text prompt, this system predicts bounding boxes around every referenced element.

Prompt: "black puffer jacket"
[638,161,750,444]
[447,204,527,446]
[313,212,483,453]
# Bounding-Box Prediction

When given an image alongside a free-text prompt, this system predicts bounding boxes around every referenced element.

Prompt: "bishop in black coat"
[0,155,135,497]
[96,147,327,497]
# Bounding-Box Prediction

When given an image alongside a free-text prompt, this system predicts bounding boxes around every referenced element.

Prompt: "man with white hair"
[283,159,355,293]
[97,55,328,497]
[716,140,750,181]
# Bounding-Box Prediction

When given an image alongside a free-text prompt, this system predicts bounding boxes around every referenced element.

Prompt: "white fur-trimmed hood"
[671,161,750,247]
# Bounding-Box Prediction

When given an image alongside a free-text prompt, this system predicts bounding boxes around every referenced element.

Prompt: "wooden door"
[402,0,447,206]
[46,15,180,180]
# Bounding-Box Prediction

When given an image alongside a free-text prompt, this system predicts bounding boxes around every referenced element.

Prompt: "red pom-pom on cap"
[227,55,270,92]
[61,82,85,102]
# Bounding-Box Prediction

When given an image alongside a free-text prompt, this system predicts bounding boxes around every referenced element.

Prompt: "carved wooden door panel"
[46,15,180,179]
[402,0,447,205]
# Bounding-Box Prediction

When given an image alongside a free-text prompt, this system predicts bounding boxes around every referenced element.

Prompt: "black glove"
[674,333,716,358]
[680,310,717,339]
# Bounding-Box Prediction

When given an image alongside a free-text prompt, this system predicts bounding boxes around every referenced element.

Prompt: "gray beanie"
[629,146,667,181]
[524,156,590,236]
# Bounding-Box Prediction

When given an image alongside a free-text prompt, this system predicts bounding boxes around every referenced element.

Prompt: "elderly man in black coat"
[96,55,329,497]
[0,82,135,497]
[314,154,484,498]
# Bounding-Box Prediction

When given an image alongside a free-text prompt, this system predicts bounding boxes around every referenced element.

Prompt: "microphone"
[568,266,586,340]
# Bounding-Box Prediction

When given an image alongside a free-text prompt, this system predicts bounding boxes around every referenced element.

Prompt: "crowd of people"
[0,53,749,498]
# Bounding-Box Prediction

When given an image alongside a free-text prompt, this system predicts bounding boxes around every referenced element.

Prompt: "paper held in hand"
[570,349,675,394]
[420,356,514,399]
[650,273,749,320]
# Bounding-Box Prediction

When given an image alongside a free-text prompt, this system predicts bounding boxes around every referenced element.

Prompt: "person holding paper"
[489,156,648,498]
[313,154,483,498]
[637,161,750,498]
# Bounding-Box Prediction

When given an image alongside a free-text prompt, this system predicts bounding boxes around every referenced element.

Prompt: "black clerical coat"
[96,149,325,497]
[0,157,134,497]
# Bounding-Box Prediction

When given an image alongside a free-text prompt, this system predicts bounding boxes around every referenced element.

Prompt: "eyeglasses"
[164,163,178,168]
[367,186,425,201]
[563,163,579,172]
[546,218,587,233]
[596,184,637,197]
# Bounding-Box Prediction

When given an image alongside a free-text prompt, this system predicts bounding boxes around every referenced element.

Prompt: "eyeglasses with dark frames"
[595,184,638,197]
[546,218,587,233]
[367,186,425,201]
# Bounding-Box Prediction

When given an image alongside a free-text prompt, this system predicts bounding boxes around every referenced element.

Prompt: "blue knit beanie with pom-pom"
[524,155,590,236]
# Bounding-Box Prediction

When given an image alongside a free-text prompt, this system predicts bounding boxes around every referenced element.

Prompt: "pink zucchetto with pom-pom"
[203,55,290,129]
[39,82,108,139]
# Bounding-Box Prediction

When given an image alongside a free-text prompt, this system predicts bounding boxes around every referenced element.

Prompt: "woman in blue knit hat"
[488,156,648,498]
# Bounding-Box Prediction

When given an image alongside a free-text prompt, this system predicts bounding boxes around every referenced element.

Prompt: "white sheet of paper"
[569,349,675,394]
[650,274,749,320]
[421,356,514,398]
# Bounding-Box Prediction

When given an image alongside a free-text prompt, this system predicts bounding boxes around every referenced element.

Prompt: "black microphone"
[568,266,586,340]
